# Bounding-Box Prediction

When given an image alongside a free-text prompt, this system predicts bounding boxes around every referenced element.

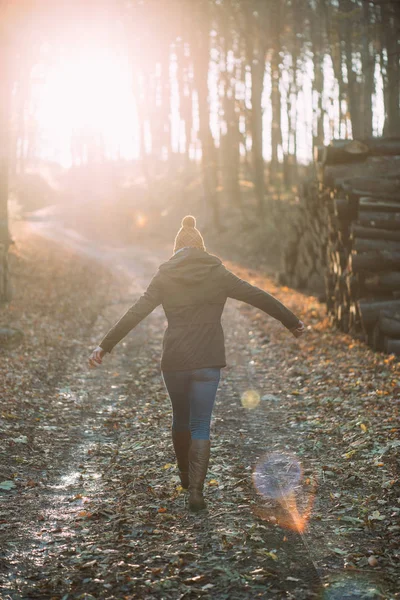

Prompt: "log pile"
[317,137,400,355]
[279,179,329,296]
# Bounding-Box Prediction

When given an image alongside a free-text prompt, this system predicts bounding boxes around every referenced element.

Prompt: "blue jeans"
[162,368,221,440]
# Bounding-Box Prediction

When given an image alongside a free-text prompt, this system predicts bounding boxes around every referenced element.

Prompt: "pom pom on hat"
[182,215,196,228]
[174,215,205,253]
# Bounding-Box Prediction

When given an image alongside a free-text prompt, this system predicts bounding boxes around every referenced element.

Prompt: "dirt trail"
[1,218,398,599]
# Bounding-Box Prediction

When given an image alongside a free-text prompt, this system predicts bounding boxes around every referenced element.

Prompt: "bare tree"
[0,20,12,303]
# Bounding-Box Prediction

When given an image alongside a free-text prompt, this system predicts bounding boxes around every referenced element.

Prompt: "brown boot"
[188,439,211,512]
[172,430,191,489]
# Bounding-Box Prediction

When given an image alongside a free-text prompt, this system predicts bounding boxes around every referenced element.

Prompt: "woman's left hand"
[89,346,106,368]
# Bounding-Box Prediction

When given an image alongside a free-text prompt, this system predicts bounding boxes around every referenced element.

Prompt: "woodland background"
[1,0,399,302]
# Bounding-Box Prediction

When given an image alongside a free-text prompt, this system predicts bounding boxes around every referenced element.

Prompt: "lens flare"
[252,452,315,533]
[241,389,260,409]
[253,452,302,499]
[136,212,148,228]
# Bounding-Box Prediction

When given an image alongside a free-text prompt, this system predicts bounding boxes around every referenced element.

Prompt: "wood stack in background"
[316,138,400,355]
[279,178,329,297]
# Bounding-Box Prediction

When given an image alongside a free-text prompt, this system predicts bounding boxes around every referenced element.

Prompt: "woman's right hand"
[291,320,305,338]
[89,346,106,368]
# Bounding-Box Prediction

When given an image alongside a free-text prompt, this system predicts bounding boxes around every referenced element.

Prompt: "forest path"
[0,216,398,599]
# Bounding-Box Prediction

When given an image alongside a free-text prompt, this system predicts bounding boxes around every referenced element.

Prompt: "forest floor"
[0,218,399,600]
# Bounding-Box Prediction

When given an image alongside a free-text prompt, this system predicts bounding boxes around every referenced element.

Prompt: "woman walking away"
[89,216,305,511]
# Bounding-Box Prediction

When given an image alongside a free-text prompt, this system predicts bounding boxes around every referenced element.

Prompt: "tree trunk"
[379,311,400,337]
[343,0,362,138]
[192,4,221,230]
[285,0,299,187]
[364,272,400,293]
[220,18,241,210]
[364,137,400,156]
[176,40,193,164]
[353,238,400,254]
[350,250,400,273]
[251,54,266,216]
[359,197,400,212]
[312,0,325,147]
[361,1,373,138]
[321,140,369,165]
[320,138,400,166]
[358,211,400,229]
[382,4,400,135]
[384,338,400,355]
[351,225,400,242]
[313,50,324,148]
[270,0,282,183]
[245,4,267,217]
[0,38,11,304]
[358,299,400,329]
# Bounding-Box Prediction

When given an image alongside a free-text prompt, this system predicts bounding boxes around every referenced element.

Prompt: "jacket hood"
[159,248,222,284]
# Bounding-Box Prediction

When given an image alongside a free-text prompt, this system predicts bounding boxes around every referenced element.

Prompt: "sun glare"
[28,14,385,170]
[35,44,139,167]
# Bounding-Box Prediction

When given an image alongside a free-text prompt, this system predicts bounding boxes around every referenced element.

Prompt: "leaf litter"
[0,224,398,599]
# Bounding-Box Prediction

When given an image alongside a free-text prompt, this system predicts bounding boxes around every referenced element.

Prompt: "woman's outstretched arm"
[97,274,162,354]
[221,267,302,332]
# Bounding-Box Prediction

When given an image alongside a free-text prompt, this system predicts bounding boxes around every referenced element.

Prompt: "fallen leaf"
[0,481,16,491]
[11,435,28,444]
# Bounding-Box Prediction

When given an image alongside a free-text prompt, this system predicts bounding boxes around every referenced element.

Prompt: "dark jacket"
[99,248,300,371]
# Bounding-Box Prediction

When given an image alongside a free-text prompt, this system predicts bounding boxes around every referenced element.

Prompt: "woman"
[89,216,304,512]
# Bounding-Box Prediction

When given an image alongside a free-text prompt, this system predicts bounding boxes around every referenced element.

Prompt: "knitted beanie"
[173,215,206,253]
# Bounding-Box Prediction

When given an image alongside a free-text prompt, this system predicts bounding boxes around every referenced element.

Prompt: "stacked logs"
[317,138,400,355]
[279,178,329,296]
